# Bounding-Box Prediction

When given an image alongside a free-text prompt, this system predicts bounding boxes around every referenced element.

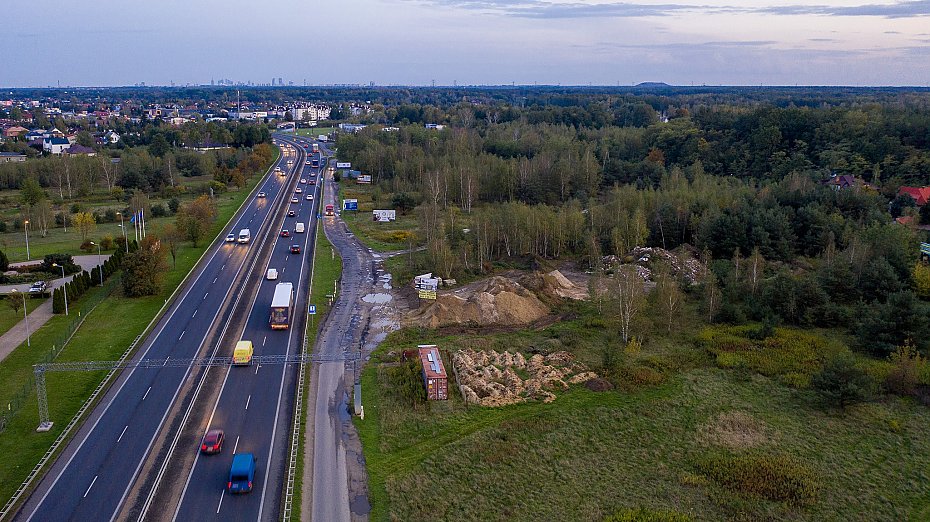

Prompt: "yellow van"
[233,340,254,365]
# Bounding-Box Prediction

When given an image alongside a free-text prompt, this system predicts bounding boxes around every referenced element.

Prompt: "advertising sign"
[336,162,351,169]
[373,209,396,222]
[418,289,437,300]
[357,174,372,184]
[343,199,358,211]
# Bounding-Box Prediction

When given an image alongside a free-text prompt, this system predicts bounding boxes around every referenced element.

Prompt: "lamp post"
[53,263,68,316]
[11,289,29,347]
[117,212,128,253]
[23,219,30,260]
[89,241,102,286]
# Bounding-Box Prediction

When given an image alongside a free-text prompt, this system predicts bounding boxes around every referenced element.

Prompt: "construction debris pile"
[603,246,706,285]
[405,276,550,329]
[451,349,598,406]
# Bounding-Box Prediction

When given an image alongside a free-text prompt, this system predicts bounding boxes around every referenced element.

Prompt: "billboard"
[357,174,372,184]
[336,162,351,169]
[415,273,440,292]
[343,199,358,211]
[373,209,396,222]
[417,289,437,300]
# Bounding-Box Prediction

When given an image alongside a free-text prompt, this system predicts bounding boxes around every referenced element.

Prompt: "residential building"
[3,126,29,140]
[43,136,70,154]
[64,144,96,157]
[0,152,27,163]
[898,186,930,206]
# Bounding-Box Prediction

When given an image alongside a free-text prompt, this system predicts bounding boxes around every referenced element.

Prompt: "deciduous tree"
[73,212,96,241]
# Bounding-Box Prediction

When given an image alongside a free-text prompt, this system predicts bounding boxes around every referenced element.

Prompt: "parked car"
[290,244,301,254]
[201,429,225,454]
[266,268,278,280]
[29,280,47,294]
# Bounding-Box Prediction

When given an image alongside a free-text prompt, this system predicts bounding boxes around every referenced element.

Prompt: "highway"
[171,133,323,521]
[13,138,305,521]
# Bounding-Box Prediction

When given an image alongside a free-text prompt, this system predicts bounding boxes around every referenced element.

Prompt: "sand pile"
[452,349,597,407]
[405,276,550,328]
[541,270,588,300]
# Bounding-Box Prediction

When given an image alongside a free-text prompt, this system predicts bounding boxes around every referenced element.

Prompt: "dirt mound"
[603,246,706,285]
[541,270,588,300]
[405,276,549,328]
[452,349,596,407]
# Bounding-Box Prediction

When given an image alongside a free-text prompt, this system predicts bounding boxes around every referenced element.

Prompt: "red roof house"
[898,186,930,206]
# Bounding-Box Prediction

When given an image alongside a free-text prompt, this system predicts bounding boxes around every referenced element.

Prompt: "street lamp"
[53,263,68,316]
[117,211,128,253]
[11,289,29,347]
[89,241,102,286]
[23,219,30,260]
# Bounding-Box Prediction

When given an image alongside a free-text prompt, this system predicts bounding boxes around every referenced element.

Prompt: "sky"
[2,0,930,87]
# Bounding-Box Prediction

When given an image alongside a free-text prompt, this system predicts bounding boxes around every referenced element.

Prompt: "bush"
[40,253,79,275]
[811,353,874,408]
[150,203,168,218]
[104,208,117,223]
[52,288,64,314]
[168,197,181,214]
[697,325,838,379]
[0,221,6,233]
[0,249,7,271]
[695,453,819,505]
[884,342,924,396]
[80,240,96,253]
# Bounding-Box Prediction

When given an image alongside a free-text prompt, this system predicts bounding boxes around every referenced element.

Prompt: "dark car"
[281,229,290,237]
[201,429,225,454]
[290,244,301,254]
[287,210,296,217]
[29,280,47,294]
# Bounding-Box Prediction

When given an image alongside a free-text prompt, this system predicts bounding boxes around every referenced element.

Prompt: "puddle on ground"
[361,293,392,304]
[350,493,371,515]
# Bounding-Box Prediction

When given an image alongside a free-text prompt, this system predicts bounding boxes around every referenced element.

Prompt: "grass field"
[295,128,335,137]
[290,200,344,521]
[0,150,277,511]
[0,297,46,338]
[336,180,421,252]
[355,299,930,521]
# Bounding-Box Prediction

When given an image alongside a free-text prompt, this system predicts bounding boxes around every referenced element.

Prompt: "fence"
[0,277,120,434]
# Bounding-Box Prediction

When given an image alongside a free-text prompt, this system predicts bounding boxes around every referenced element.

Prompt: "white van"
[238,229,251,243]
[295,222,305,233]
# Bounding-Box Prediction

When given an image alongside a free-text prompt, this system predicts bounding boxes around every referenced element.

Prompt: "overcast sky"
[3,0,930,87]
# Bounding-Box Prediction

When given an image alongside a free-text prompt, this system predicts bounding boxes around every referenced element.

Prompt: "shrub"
[40,253,79,275]
[603,508,692,522]
[0,249,7,271]
[150,203,168,218]
[100,235,115,250]
[0,221,6,233]
[811,353,874,408]
[80,240,95,252]
[697,325,839,380]
[104,208,117,223]
[884,341,924,396]
[52,288,64,314]
[695,453,819,505]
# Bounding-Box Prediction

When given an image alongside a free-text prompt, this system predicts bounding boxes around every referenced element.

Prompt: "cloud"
[415,0,930,19]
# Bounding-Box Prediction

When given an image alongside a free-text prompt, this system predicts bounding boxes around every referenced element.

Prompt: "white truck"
[237,229,251,243]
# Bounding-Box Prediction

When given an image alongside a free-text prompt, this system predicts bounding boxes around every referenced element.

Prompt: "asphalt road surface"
[13,140,303,522]
[171,134,323,521]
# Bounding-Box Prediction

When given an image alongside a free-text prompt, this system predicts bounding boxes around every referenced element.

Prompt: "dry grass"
[697,411,775,450]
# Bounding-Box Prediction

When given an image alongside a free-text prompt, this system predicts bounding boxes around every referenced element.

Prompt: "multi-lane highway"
[171,134,323,520]
[13,135,317,521]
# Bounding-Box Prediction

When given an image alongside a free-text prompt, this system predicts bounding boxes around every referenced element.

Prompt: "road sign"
[922,242,930,256]
[309,304,317,315]
[418,289,437,300]
[317,213,322,219]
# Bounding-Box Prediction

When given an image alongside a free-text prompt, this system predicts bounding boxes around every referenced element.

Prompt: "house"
[0,152,27,163]
[103,131,120,144]
[338,123,366,133]
[825,175,858,191]
[24,129,45,142]
[425,123,445,130]
[418,345,448,400]
[3,126,29,140]
[64,144,96,157]
[43,137,70,154]
[898,186,930,207]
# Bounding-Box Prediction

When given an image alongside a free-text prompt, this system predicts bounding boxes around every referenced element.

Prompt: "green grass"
[295,128,335,137]
[0,297,46,338]
[335,181,422,252]
[0,151,277,511]
[355,299,930,521]
[290,185,343,521]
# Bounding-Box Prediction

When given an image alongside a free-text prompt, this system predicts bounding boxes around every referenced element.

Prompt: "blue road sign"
[921,242,930,256]
[309,304,317,315]
[317,214,322,219]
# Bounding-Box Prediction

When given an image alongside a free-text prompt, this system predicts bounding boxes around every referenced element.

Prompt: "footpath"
[0,255,111,364]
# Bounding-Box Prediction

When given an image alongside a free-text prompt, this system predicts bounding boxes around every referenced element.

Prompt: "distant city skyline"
[2,0,930,87]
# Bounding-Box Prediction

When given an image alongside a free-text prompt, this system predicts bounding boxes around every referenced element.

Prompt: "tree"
[160,223,183,268]
[20,176,45,206]
[122,235,168,297]
[811,353,873,408]
[610,264,645,343]
[73,212,96,241]
[175,195,217,246]
[0,249,8,271]
[392,192,416,214]
[889,193,916,219]
[52,288,65,314]
[149,133,170,157]
[914,262,930,299]
[746,247,765,294]
[703,273,722,322]
[8,293,23,314]
[653,265,683,333]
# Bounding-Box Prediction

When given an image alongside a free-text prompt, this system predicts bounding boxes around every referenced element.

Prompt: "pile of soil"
[405,276,550,329]
[603,246,706,285]
[452,349,598,407]
[541,269,588,300]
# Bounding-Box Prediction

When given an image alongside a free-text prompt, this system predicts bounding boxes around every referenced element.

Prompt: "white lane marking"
[83,475,98,498]
[245,395,251,410]
[164,357,170,366]
[216,490,225,514]
[222,264,225,271]
[212,277,217,284]
[192,309,197,317]
[233,436,239,454]
[142,387,151,400]
[285,255,289,262]
[179,331,185,340]
[117,425,129,443]
[262,336,267,347]
[203,293,208,300]
[254,364,260,375]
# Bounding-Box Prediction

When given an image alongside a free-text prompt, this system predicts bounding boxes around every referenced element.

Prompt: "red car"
[201,429,224,454]
[281,229,290,237]
[290,244,301,254]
